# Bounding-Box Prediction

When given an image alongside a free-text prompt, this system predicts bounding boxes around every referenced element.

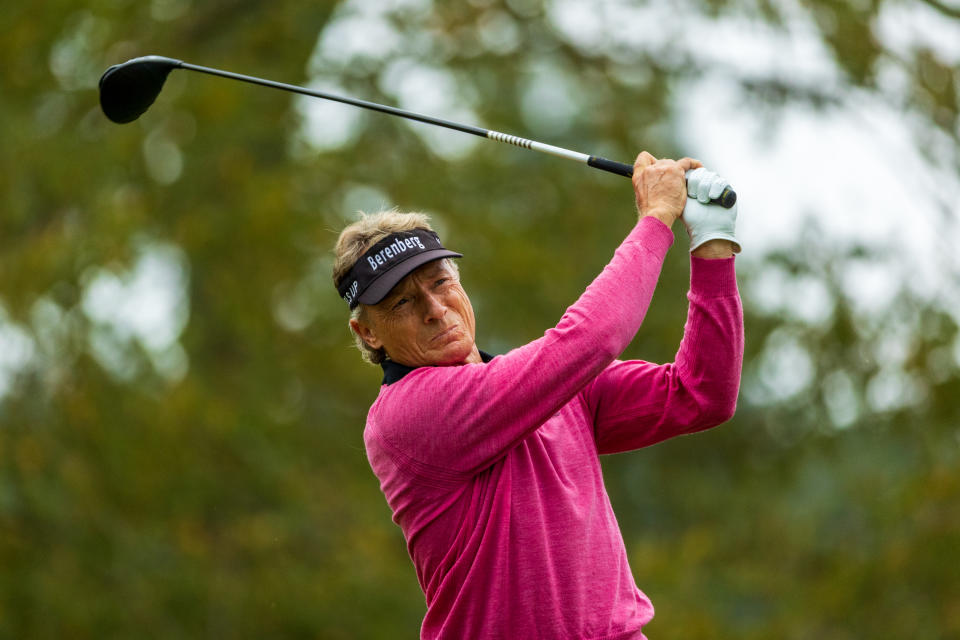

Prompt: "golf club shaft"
[180,63,619,170]
[176,61,733,206]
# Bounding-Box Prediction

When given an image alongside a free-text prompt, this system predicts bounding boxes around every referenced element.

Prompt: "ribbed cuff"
[690,255,738,298]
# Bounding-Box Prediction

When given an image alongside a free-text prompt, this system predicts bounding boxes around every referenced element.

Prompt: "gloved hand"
[682,168,741,253]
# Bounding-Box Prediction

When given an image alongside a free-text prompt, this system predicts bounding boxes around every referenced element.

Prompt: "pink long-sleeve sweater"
[363,216,744,639]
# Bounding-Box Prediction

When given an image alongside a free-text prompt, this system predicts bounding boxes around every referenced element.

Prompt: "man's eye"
[435,278,448,286]
[392,298,408,310]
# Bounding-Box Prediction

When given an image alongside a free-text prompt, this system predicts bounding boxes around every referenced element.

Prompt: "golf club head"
[99,55,183,124]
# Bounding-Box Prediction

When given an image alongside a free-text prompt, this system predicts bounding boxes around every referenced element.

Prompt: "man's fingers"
[698,179,712,203]
[677,157,703,172]
[708,179,726,200]
[635,154,703,175]
[634,151,658,172]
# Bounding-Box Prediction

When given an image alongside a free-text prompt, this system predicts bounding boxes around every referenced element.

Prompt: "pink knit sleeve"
[368,216,674,478]
[583,256,744,454]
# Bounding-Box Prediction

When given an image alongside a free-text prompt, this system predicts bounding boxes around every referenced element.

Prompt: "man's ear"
[350,316,383,350]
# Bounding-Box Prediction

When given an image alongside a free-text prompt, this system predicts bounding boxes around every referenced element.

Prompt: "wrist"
[691,239,736,259]
[642,210,677,229]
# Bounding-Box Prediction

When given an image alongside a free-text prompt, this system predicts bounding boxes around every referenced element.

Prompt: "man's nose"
[421,291,447,322]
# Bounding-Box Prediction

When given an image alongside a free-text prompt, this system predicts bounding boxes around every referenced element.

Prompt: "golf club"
[99,55,736,208]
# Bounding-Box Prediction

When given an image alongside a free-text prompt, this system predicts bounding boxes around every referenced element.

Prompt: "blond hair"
[332,209,434,286]
[333,209,456,365]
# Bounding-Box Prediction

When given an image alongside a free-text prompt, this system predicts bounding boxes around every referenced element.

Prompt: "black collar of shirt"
[381,350,495,385]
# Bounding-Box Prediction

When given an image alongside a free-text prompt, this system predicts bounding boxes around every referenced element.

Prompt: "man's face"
[351,259,482,368]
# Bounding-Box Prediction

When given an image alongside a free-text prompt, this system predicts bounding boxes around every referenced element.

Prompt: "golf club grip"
[587,156,737,208]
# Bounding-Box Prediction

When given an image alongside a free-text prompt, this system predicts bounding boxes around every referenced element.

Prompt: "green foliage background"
[1,0,958,638]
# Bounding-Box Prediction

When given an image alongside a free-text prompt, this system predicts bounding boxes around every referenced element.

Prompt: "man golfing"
[99,57,743,637]
[332,152,744,640]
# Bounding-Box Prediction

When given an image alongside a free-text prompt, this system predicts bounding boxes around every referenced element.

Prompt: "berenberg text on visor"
[367,236,427,271]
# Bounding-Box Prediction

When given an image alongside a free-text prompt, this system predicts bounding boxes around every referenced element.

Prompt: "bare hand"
[632,152,702,228]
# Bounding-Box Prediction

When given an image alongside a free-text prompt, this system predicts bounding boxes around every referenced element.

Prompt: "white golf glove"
[682,168,741,253]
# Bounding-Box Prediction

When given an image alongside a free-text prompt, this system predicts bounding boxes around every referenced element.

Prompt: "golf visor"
[337,229,462,309]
